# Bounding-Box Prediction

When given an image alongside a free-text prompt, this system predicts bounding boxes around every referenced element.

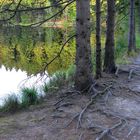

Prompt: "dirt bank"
[0,56,140,140]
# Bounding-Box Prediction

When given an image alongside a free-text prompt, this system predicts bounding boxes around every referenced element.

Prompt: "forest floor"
[0,56,140,140]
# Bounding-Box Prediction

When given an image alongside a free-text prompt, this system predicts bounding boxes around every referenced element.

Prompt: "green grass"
[115,34,131,64]
[115,47,131,64]
[66,64,75,81]
[136,33,140,48]
[0,87,39,112]
[21,87,39,107]
[0,94,20,112]
[43,65,75,93]
[115,33,140,64]
[0,65,75,113]
[43,71,67,93]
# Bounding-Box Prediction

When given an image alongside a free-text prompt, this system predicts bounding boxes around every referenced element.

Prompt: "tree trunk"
[103,0,116,73]
[75,0,94,91]
[95,0,102,78]
[128,0,136,53]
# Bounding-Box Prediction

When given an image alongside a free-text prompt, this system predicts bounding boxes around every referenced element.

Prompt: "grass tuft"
[1,94,20,112]
[43,65,75,93]
[21,87,38,107]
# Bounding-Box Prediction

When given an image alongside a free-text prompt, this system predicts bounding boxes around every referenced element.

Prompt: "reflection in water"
[0,26,75,75]
[0,26,75,104]
[0,65,49,105]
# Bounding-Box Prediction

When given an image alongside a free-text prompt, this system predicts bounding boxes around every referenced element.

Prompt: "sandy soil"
[0,56,140,140]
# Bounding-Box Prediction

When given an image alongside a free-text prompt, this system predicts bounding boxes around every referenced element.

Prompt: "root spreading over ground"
[0,56,140,140]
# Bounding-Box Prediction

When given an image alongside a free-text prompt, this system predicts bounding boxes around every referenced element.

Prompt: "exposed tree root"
[76,84,113,129]
[128,69,134,80]
[53,90,80,106]
[64,113,79,128]
[53,81,140,139]
[127,126,136,138]
[78,132,84,140]
[115,65,140,80]
[92,113,125,140]
[77,97,95,129]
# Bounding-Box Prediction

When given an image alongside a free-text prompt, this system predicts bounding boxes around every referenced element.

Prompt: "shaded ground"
[1,56,140,140]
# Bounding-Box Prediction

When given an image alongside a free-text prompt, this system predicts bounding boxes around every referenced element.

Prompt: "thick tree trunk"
[128,0,136,53]
[96,0,102,78]
[103,0,116,73]
[75,0,94,91]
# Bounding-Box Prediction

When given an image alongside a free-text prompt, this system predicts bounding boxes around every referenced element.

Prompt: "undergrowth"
[43,65,75,93]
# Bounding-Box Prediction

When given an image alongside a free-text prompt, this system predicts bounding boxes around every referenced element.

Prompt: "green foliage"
[136,33,140,48]
[44,71,67,91]
[116,50,131,64]
[115,35,130,64]
[128,50,138,57]
[43,65,75,93]
[66,65,75,81]
[116,35,127,50]
[21,87,39,107]
[0,27,75,76]
[1,94,20,112]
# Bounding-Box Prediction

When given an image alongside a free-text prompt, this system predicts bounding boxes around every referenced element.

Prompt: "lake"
[0,26,75,104]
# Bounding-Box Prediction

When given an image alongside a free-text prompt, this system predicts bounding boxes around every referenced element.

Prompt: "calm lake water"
[0,26,75,104]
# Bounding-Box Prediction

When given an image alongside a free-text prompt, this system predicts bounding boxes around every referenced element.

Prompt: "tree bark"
[103,0,116,73]
[75,0,94,91]
[95,0,102,78]
[128,0,136,53]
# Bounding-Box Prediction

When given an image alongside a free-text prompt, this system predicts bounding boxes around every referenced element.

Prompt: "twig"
[4,0,70,13]
[43,34,76,72]
[27,0,75,27]
[0,0,23,22]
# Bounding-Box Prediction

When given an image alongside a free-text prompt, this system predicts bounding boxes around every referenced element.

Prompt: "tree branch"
[43,34,76,72]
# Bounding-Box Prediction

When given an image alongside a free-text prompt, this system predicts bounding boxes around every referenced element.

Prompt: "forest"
[0,0,140,139]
